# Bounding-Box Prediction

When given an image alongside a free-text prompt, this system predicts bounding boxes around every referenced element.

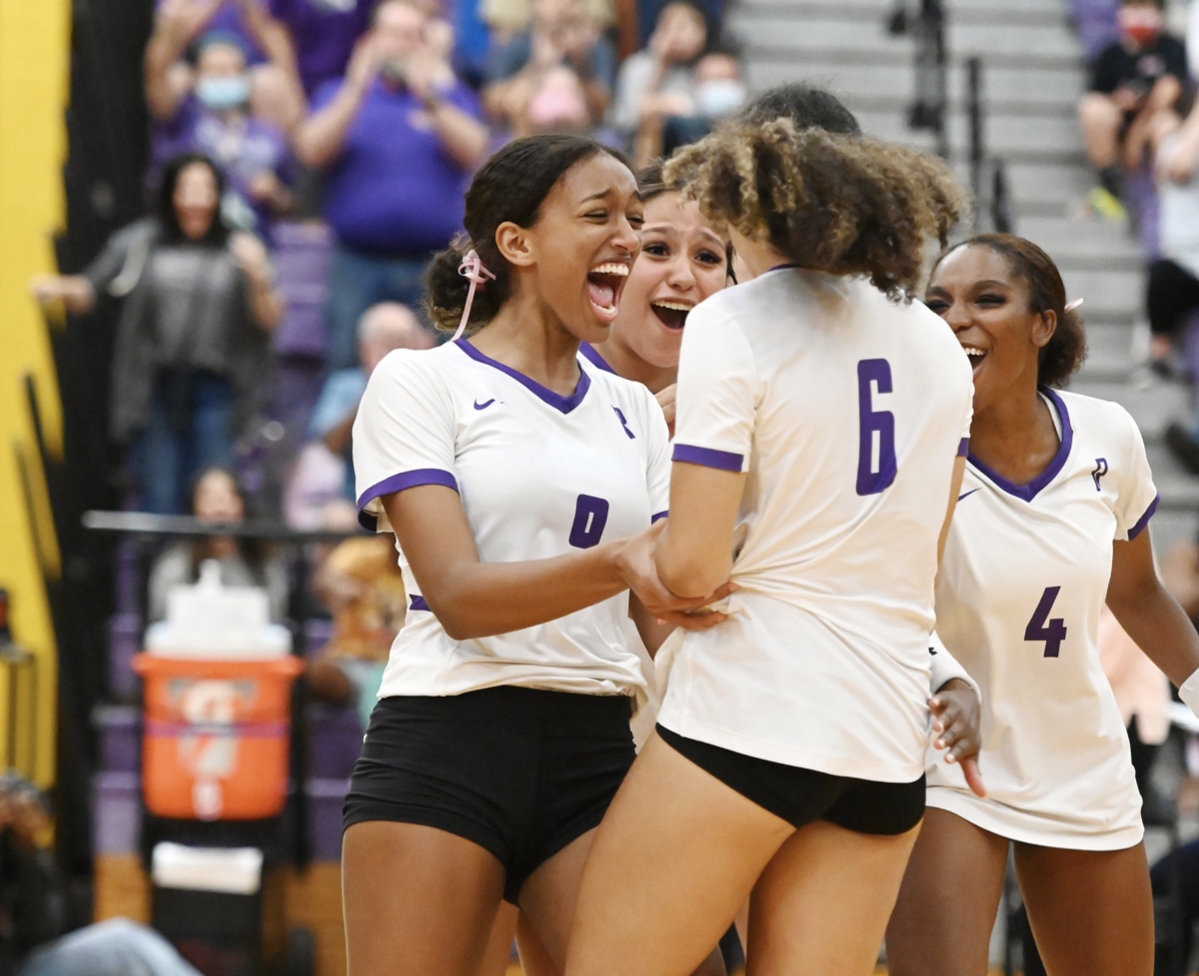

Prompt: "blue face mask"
[195,75,251,110]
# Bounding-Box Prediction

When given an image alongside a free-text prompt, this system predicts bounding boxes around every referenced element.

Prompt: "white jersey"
[927,390,1159,849]
[353,339,671,700]
[656,267,974,781]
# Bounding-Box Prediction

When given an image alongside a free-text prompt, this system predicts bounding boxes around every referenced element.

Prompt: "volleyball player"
[563,118,974,976]
[886,235,1199,976]
[343,134,731,976]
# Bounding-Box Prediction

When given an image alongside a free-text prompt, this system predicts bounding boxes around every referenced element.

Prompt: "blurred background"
[4,0,1199,973]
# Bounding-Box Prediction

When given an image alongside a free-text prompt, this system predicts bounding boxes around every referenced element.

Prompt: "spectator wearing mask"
[659,48,745,157]
[484,0,616,130]
[147,23,297,237]
[1078,0,1187,219]
[146,0,306,131]
[285,302,434,528]
[30,154,282,515]
[295,0,490,372]
[608,0,708,164]
[148,466,290,623]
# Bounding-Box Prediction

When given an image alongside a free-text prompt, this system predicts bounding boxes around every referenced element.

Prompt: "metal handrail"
[966,55,1013,233]
[891,0,950,160]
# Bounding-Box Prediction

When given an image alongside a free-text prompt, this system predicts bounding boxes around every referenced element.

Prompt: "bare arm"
[145,0,221,119]
[423,96,491,170]
[30,275,96,315]
[1106,529,1199,689]
[238,0,306,125]
[654,461,744,599]
[382,487,730,641]
[294,37,377,168]
[231,232,284,329]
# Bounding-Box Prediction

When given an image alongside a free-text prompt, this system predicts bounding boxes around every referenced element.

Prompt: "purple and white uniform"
[656,267,973,781]
[928,390,1159,848]
[353,339,670,701]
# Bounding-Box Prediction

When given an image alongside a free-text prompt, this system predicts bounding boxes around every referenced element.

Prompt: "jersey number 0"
[856,359,897,496]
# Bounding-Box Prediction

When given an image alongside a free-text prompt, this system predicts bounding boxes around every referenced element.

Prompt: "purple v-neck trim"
[578,341,617,374]
[968,388,1073,502]
[455,339,591,414]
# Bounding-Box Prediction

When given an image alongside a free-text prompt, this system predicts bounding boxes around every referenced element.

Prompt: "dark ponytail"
[936,234,1087,387]
[426,135,626,334]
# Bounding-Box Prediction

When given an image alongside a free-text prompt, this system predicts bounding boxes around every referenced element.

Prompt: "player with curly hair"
[563,117,977,976]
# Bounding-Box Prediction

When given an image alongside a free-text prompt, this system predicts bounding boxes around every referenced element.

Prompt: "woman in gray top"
[32,153,282,514]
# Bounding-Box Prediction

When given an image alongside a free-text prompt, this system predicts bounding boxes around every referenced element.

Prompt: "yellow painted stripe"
[0,0,72,788]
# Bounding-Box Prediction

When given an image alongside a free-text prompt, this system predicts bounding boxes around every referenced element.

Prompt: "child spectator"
[484,0,616,130]
[294,0,490,371]
[1078,0,1187,219]
[306,536,407,730]
[285,302,434,528]
[148,466,290,623]
[30,154,282,515]
[149,29,296,237]
[608,0,709,163]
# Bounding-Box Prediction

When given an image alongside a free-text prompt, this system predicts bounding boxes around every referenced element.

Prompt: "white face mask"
[195,74,251,110]
[696,79,746,118]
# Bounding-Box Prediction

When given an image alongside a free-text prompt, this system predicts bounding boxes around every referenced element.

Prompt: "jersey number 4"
[856,359,897,496]
[1025,586,1067,658]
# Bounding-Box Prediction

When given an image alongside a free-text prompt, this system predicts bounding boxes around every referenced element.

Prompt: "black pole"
[967,57,984,229]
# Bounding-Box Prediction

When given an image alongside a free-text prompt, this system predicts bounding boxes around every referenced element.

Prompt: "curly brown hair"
[662,118,968,301]
[933,234,1087,387]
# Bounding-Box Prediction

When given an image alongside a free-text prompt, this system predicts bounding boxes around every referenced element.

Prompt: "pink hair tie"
[452,249,496,342]
[1064,298,1084,313]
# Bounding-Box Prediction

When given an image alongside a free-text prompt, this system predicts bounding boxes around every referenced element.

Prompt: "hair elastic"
[452,249,497,342]
[1064,298,1084,313]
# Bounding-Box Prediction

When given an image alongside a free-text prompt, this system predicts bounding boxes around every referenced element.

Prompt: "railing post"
[904,0,949,160]
[967,56,984,229]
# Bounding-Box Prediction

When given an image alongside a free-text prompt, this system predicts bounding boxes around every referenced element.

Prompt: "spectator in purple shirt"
[265,0,374,98]
[148,29,296,237]
[146,0,306,128]
[295,0,490,370]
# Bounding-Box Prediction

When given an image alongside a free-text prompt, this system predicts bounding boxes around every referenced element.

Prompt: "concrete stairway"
[729,0,1198,550]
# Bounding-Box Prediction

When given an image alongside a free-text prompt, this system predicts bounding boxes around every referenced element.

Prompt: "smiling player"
[886,234,1199,976]
[342,134,731,976]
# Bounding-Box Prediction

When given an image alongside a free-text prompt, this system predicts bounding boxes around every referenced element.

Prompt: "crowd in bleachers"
[30,0,743,533]
[1074,0,1199,473]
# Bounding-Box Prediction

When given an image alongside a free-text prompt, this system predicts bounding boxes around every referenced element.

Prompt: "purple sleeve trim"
[651,511,668,523]
[356,468,459,530]
[672,443,744,472]
[409,595,431,611]
[958,437,970,457]
[1127,494,1159,541]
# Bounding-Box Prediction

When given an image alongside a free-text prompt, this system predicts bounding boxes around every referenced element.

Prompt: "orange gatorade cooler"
[134,561,302,820]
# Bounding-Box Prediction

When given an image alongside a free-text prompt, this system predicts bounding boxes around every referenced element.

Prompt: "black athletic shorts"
[343,687,635,903]
[657,725,925,836]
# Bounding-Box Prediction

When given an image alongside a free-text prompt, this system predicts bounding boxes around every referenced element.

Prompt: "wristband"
[928,629,979,699]
[1180,668,1199,718]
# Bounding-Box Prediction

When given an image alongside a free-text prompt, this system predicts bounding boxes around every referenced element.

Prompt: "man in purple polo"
[296,0,490,370]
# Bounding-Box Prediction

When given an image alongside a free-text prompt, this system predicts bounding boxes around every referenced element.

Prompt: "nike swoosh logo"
[473,399,495,410]
[957,488,981,502]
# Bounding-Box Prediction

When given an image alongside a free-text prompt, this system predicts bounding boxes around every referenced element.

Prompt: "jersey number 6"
[1025,586,1067,658]
[569,494,610,549]
[856,358,897,496]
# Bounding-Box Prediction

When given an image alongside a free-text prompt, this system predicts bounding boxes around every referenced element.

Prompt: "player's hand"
[655,384,676,437]
[616,520,734,630]
[930,678,985,798]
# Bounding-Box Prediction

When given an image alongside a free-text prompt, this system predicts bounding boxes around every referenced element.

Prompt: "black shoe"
[1166,421,1199,474]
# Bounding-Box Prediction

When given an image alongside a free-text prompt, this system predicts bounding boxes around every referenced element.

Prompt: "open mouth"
[962,345,988,373]
[587,262,629,321]
[651,300,693,330]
